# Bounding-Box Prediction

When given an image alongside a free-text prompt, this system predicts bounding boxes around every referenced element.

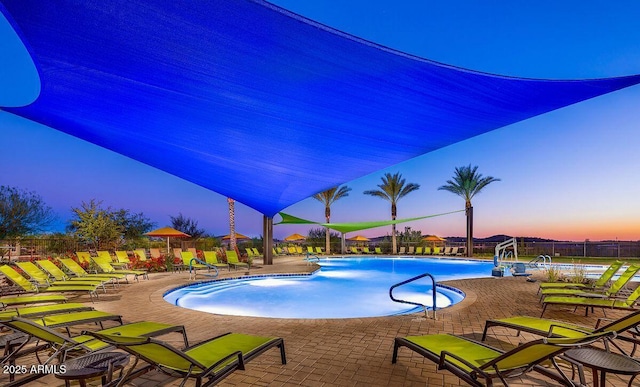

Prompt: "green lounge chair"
[0,316,188,385]
[538,260,624,293]
[392,331,612,386]
[97,250,129,269]
[349,247,359,254]
[58,258,127,284]
[36,259,112,288]
[306,246,314,254]
[114,250,132,268]
[362,247,372,254]
[225,250,250,271]
[92,255,149,281]
[415,246,423,254]
[315,247,323,255]
[0,294,68,308]
[75,251,93,265]
[542,283,640,317]
[375,247,383,254]
[245,247,254,256]
[251,248,261,257]
[0,303,93,319]
[85,331,286,387]
[540,264,640,298]
[0,265,101,302]
[482,309,640,355]
[15,261,108,291]
[134,248,149,262]
[424,247,432,255]
[180,251,219,280]
[204,251,230,271]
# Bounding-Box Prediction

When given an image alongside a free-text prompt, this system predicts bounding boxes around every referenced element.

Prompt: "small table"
[564,347,640,387]
[55,351,130,387]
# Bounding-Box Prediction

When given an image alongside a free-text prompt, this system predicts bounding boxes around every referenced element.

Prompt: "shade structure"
[422,235,446,242]
[221,233,250,240]
[2,0,640,217]
[347,235,370,242]
[145,227,190,253]
[284,233,306,242]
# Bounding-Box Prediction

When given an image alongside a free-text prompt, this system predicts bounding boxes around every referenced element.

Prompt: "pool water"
[164,257,496,319]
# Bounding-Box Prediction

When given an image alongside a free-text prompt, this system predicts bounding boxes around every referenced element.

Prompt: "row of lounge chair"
[537,260,640,317]
[174,250,251,280]
[0,295,286,386]
[398,246,464,255]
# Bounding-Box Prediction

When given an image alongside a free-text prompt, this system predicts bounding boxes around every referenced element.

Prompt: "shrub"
[544,265,563,283]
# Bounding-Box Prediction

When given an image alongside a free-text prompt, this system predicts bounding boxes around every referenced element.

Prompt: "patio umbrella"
[221,233,250,240]
[284,233,306,242]
[422,235,446,248]
[347,235,370,242]
[145,227,190,253]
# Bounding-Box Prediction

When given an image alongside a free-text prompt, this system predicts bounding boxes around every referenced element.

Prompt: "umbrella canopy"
[145,227,190,238]
[422,235,445,242]
[145,227,190,253]
[284,233,306,242]
[347,235,370,242]
[221,233,250,240]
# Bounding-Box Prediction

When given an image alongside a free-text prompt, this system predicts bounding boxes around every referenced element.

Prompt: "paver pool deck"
[4,255,637,386]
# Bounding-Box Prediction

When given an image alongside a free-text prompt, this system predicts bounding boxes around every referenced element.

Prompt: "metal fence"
[2,238,640,259]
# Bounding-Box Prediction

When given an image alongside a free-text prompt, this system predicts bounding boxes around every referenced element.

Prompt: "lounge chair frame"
[392,332,612,386]
[482,309,640,355]
[86,331,286,387]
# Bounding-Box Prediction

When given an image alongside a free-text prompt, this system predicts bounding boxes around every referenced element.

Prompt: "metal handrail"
[304,253,320,263]
[528,254,552,269]
[389,272,437,319]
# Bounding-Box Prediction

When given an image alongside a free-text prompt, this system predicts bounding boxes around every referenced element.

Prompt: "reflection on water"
[164,257,493,319]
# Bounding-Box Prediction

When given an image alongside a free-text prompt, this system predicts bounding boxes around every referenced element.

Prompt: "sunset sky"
[1,1,639,241]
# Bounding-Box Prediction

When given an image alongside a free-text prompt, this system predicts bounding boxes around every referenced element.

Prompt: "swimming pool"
[164,257,497,319]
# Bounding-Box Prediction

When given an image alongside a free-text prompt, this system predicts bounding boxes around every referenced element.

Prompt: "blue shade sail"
[1,0,639,216]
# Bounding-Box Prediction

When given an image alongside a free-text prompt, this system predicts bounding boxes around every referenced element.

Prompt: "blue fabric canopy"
[2,0,640,216]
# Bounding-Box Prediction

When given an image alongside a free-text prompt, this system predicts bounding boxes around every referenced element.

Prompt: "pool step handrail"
[304,252,320,264]
[389,272,437,320]
[528,254,552,269]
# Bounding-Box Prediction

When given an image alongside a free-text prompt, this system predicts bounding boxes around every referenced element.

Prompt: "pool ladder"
[389,273,437,320]
[304,253,320,265]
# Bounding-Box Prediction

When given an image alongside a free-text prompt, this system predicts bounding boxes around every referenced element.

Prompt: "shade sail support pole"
[263,215,273,265]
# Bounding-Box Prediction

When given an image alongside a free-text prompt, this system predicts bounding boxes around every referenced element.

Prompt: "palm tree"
[364,172,420,254]
[227,197,236,250]
[312,186,352,254]
[438,165,500,257]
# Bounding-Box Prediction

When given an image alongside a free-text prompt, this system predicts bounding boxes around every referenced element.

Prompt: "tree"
[306,227,340,246]
[112,209,155,247]
[364,173,420,254]
[68,199,122,250]
[68,200,155,250]
[227,198,236,250]
[170,213,206,240]
[438,165,500,257]
[0,186,56,239]
[312,185,351,254]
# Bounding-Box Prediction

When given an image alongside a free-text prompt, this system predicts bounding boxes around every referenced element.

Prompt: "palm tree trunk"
[325,207,331,254]
[392,223,397,254]
[227,198,236,250]
[466,205,473,257]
